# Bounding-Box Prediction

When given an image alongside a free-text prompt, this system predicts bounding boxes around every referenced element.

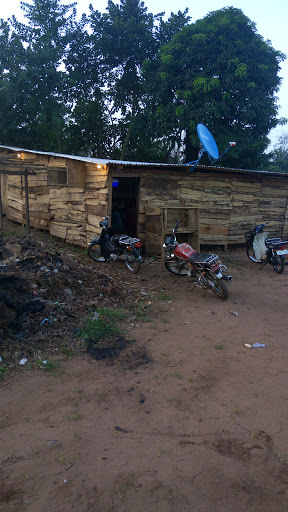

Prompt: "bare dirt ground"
[1,219,288,512]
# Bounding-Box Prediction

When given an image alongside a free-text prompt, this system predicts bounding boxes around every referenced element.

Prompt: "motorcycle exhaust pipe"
[222,274,232,281]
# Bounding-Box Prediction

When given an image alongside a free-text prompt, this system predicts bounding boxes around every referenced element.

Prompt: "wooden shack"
[1,145,288,254]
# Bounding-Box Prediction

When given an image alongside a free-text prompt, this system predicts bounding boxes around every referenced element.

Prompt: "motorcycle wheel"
[124,248,141,273]
[246,246,262,263]
[272,255,285,274]
[205,273,229,300]
[88,243,106,262]
[164,257,189,276]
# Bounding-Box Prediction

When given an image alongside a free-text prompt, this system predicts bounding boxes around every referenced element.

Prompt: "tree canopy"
[143,7,286,168]
[268,134,288,172]
[0,1,286,169]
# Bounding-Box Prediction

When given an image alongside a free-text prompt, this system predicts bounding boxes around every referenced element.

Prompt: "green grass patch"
[2,230,16,237]
[0,364,8,381]
[133,302,151,322]
[80,307,128,342]
[36,359,61,371]
[156,293,173,302]
[61,342,75,358]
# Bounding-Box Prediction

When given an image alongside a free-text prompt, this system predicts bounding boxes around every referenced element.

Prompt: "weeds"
[156,293,172,302]
[61,343,74,358]
[133,302,151,322]
[68,413,82,421]
[80,307,128,342]
[94,388,108,402]
[36,359,61,372]
[58,451,66,464]
[172,372,183,379]
[0,364,8,381]
[116,482,132,500]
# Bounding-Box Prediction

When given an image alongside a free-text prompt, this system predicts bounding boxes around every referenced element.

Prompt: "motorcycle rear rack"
[190,253,219,266]
[118,235,140,245]
[266,238,288,248]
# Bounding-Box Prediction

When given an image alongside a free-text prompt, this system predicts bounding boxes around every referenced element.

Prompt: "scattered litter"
[63,288,73,296]
[92,312,100,320]
[41,318,52,325]
[244,343,266,349]
[64,479,67,483]
[114,425,128,433]
[19,358,28,365]
[0,356,2,362]
[230,311,239,316]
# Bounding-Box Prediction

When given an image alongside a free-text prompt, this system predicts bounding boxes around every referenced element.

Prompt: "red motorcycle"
[163,220,232,300]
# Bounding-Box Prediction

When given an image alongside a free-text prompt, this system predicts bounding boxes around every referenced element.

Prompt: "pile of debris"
[0,233,137,362]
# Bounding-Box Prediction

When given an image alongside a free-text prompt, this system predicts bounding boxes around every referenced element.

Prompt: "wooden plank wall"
[85,163,108,241]
[3,152,108,247]
[2,148,288,251]
[140,170,288,249]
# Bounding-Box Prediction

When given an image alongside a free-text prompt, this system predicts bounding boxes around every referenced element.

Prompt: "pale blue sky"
[1,0,287,147]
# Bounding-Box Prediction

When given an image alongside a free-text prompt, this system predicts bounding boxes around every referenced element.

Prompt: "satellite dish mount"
[187,124,236,173]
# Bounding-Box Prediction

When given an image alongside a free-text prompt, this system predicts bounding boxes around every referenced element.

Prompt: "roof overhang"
[0,145,287,178]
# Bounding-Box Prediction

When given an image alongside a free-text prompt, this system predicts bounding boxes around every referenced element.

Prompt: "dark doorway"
[111,177,139,235]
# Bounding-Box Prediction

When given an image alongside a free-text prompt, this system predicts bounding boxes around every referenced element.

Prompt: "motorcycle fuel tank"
[174,243,196,261]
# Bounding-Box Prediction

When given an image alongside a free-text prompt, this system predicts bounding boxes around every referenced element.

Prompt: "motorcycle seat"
[189,252,211,264]
[112,234,124,242]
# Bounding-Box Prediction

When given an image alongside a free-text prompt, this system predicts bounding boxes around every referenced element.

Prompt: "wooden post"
[24,169,30,236]
[0,176,3,231]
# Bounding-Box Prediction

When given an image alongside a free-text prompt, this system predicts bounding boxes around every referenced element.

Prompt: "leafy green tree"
[63,15,109,156]
[87,0,157,159]
[144,7,286,168]
[0,0,78,152]
[88,0,190,160]
[267,133,288,172]
[0,19,27,145]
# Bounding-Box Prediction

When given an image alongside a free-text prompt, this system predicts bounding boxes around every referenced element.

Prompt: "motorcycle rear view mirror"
[187,124,236,172]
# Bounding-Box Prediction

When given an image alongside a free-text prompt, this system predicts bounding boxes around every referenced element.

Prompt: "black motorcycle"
[245,222,288,274]
[88,215,142,273]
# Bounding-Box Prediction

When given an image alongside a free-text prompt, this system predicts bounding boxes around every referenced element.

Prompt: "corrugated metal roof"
[0,145,183,167]
[0,144,287,177]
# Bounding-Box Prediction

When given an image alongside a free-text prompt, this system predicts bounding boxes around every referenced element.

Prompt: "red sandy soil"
[1,220,288,512]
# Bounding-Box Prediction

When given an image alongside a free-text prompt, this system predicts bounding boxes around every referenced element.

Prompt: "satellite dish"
[197,123,219,161]
[187,123,236,172]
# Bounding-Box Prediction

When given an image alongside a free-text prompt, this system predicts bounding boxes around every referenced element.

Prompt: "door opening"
[111,177,139,236]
